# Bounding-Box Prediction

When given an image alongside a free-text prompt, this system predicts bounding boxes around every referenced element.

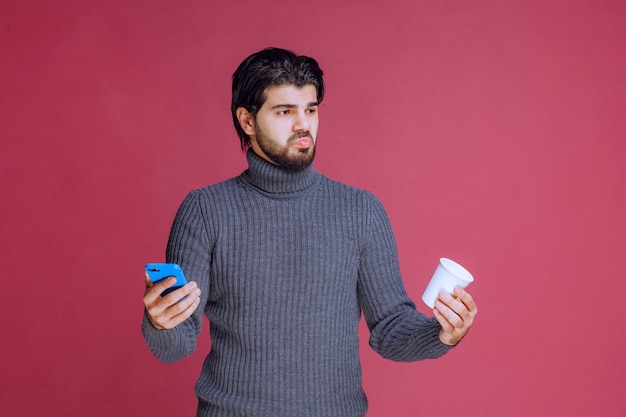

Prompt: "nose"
[293,111,311,132]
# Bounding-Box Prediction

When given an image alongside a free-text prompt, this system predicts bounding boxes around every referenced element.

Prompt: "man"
[142,47,477,417]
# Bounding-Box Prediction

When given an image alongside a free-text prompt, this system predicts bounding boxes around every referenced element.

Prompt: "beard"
[254,126,316,171]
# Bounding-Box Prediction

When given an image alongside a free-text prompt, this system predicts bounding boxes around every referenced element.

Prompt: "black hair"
[231,47,325,149]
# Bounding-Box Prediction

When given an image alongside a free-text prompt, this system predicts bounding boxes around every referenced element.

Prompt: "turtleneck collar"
[239,149,320,195]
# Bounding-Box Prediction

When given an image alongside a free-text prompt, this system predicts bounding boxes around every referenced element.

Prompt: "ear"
[236,107,256,136]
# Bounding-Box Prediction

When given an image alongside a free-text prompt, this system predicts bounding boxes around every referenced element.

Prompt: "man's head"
[232,48,325,170]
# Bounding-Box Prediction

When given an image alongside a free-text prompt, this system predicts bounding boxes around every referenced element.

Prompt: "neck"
[240,149,319,195]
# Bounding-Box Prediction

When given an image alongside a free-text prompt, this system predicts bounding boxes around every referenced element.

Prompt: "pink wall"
[2,1,625,415]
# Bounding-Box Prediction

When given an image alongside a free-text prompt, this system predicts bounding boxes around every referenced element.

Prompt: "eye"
[306,107,318,114]
[277,109,290,116]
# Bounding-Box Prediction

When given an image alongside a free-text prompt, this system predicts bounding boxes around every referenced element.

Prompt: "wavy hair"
[231,47,325,149]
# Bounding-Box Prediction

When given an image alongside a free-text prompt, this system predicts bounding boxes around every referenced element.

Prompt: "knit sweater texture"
[142,150,453,416]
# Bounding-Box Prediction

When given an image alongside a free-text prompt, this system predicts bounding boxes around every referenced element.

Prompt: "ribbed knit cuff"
[141,310,194,364]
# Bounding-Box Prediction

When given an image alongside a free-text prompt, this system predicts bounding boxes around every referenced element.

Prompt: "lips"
[288,131,313,148]
[293,138,312,148]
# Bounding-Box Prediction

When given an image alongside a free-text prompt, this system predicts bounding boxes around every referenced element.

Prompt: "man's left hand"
[434,286,478,346]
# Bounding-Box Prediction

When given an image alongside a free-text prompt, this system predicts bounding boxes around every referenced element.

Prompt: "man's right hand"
[143,273,201,330]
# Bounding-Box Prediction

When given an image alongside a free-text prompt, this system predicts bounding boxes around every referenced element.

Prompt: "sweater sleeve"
[142,190,212,364]
[357,192,454,362]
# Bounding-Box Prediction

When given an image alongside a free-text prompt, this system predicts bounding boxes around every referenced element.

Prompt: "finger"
[160,287,202,329]
[160,281,198,304]
[438,291,468,320]
[144,276,177,300]
[162,297,201,329]
[454,286,478,314]
[143,277,179,318]
[434,307,467,346]
[434,295,464,328]
[433,307,454,332]
[144,281,201,329]
[159,282,200,315]
[145,286,200,330]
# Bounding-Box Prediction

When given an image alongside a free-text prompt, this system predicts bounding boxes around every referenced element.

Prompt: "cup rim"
[439,257,474,283]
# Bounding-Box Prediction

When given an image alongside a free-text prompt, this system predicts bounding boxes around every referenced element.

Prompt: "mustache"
[288,132,313,143]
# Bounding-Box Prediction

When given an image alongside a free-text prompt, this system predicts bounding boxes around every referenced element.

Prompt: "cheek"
[262,124,291,145]
[310,119,319,138]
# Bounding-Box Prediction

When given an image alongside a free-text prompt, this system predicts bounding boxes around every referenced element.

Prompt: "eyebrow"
[270,102,319,109]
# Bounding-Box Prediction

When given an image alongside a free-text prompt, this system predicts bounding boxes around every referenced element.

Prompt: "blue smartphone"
[145,263,188,296]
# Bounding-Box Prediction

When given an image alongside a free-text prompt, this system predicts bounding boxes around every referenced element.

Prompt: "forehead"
[261,84,318,107]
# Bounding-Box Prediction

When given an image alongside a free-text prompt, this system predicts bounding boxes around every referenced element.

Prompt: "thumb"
[144,272,153,288]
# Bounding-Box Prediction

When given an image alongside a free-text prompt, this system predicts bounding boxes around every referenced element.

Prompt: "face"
[238,84,319,171]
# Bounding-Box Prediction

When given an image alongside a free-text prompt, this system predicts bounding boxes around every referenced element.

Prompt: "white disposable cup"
[422,258,474,308]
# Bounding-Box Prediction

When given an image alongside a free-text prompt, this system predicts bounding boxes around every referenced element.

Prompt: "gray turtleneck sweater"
[142,150,452,417]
